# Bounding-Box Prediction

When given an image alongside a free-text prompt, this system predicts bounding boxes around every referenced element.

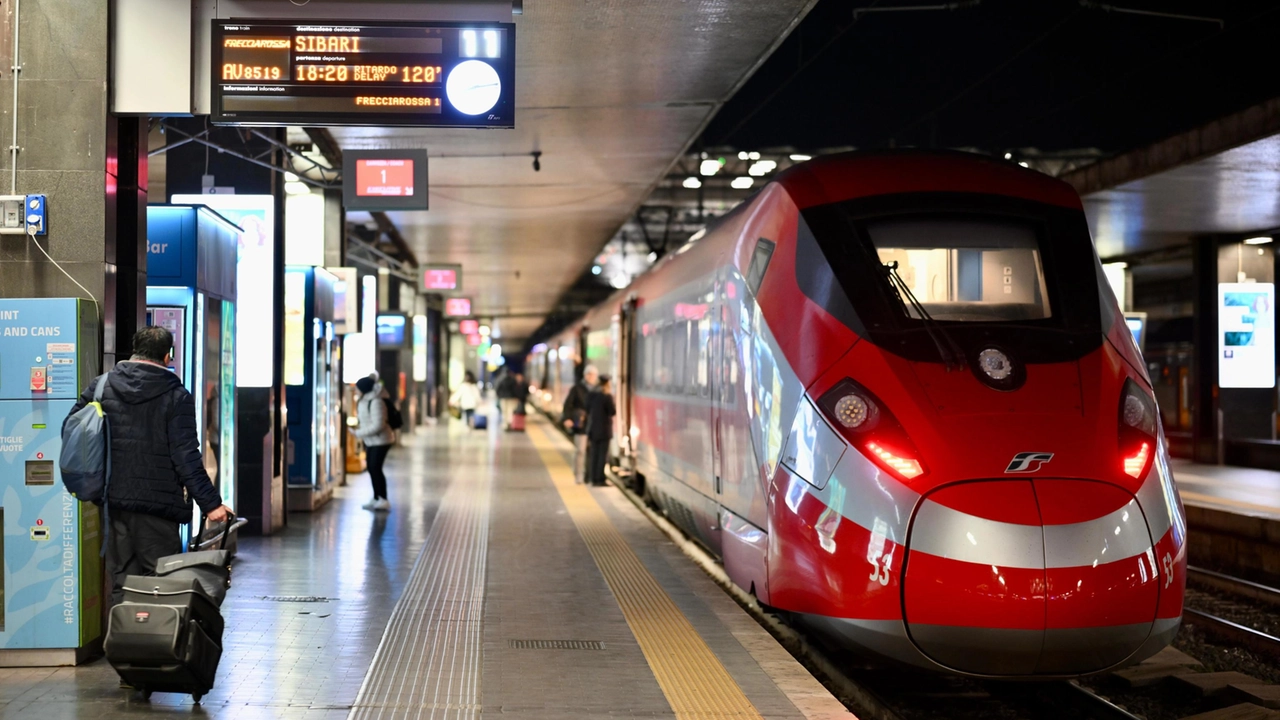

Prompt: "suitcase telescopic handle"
[192,510,236,553]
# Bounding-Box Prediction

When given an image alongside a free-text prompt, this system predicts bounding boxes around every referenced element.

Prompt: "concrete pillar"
[0,1,144,369]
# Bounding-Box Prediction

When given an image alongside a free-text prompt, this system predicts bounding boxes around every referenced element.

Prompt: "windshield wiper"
[883,261,966,371]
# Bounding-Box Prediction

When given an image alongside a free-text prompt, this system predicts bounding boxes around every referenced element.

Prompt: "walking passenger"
[496,369,518,429]
[354,376,395,511]
[562,365,598,484]
[585,375,616,487]
[451,371,482,427]
[63,326,233,607]
[512,372,529,415]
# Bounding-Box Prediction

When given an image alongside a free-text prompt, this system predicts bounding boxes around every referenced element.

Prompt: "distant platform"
[1173,458,1280,521]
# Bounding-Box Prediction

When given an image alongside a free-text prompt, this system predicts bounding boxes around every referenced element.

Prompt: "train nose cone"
[903,480,1161,676]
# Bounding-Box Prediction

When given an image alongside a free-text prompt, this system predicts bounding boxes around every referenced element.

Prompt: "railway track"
[1186,566,1280,661]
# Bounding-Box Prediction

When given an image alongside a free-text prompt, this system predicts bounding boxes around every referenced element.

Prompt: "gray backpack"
[60,374,111,505]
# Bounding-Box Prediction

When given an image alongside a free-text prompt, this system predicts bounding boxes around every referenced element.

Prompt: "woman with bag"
[450,371,482,427]
[353,376,395,511]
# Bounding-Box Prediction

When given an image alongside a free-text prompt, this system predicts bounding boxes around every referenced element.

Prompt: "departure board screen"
[212,20,515,128]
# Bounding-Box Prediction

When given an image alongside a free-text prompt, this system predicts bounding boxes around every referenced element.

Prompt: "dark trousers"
[587,438,610,486]
[366,443,391,500]
[106,509,182,607]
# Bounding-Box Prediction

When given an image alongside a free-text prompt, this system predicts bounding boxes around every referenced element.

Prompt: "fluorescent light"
[284,181,311,195]
[699,159,720,176]
[647,251,657,262]
[789,154,811,162]
[609,274,630,289]
[1004,152,1013,160]
[737,151,749,160]
[1018,161,1030,168]
[731,176,754,190]
[479,324,491,337]
[1104,261,1128,270]
[748,160,777,176]
[284,171,299,182]
[682,176,702,189]
[1245,236,1274,245]
[748,151,761,160]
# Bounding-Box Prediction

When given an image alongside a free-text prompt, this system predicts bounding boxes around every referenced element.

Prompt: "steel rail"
[1188,566,1280,608]
[1184,608,1280,661]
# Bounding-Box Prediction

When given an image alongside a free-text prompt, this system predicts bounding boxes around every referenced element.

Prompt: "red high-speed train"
[527,151,1186,677]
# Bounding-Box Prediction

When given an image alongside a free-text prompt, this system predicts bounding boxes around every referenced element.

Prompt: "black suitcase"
[105,602,222,702]
[121,575,225,645]
[155,550,231,605]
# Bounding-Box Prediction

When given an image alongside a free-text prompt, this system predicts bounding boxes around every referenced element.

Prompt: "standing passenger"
[354,376,394,511]
[562,365,598,483]
[496,370,517,429]
[585,376,616,487]
[451,371,482,427]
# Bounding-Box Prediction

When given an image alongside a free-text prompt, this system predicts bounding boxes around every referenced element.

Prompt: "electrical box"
[0,194,47,235]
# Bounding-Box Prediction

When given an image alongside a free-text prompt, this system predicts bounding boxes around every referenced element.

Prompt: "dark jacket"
[495,373,516,400]
[562,380,592,434]
[63,361,222,524]
[585,390,616,441]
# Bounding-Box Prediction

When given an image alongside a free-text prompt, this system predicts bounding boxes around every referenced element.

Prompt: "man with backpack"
[354,375,397,511]
[62,327,232,607]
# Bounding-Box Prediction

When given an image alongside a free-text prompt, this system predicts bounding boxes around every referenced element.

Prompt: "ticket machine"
[0,298,102,664]
[146,205,239,543]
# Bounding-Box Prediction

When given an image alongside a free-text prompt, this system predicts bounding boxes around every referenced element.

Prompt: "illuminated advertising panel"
[283,269,307,385]
[420,264,462,292]
[212,20,516,129]
[1219,283,1276,389]
[376,313,408,348]
[444,297,471,317]
[361,274,378,333]
[458,319,479,335]
[413,315,428,382]
[172,194,275,388]
[342,332,377,383]
[328,266,359,334]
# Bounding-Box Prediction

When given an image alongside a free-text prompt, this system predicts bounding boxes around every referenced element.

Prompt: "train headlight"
[1118,378,1158,479]
[833,394,870,429]
[977,348,1013,381]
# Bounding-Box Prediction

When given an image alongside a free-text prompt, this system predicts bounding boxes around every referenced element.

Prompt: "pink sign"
[445,298,472,317]
[459,319,479,335]
[422,267,459,291]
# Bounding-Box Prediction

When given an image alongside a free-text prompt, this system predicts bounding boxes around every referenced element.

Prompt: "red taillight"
[1122,442,1151,479]
[866,441,925,480]
[818,379,927,482]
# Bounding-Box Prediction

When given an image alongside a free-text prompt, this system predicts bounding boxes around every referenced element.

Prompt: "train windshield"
[866,217,1052,323]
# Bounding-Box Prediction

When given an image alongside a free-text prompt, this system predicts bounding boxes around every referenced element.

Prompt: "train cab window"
[746,238,775,295]
[865,218,1051,323]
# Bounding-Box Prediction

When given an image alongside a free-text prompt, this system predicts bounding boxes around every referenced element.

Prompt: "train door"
[616,298,638,480]
[711,271,725,504]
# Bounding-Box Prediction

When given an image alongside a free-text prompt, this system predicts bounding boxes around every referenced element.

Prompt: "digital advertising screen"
[421,264,462,292]
[1123,312,1147,353]
[444,297,472,317]
[342,149,428,211]
[376,313,408,348]
[212,20,516,128]
[1219,283,1276,389]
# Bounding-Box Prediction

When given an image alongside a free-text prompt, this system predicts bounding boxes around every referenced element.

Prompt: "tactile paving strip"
[348,463,492,720]
[527,422,765,720]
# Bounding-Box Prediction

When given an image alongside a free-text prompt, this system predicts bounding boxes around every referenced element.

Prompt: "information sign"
[420,264,462,292]
[1219,283,1276,389]
[444,297,472,317]
[212,20,515,128]
[342,149,429,211]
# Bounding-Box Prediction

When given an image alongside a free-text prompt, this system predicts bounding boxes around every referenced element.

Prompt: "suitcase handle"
[191,510,236,553]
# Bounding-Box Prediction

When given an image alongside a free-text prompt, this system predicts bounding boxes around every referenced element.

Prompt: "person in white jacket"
[353,376,395,511]
[450,371,482,427]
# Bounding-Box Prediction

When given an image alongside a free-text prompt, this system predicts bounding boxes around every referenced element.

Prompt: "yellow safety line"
[526,421,765,719]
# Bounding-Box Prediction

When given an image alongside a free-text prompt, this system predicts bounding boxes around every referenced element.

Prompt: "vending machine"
[284,266,341,511]
[0,298,102,664]
[147,205,240,545]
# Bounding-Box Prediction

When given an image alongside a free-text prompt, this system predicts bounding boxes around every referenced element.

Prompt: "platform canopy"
[325,1,817,343]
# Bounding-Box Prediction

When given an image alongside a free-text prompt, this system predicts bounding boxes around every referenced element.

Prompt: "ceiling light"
[1105,261,1128,270]
[737,151,749,160]
[1018,161,1030,168]
[609,274,630,289]
[731,176,754,190]
[748,151,761,160]
[747,160,776,177]
[1245,236,1274,245]
[789,154,811,162]
[284,181,311,195]
[1004,152,1013,160]
[591,265,602,275]
[682,176,702,189]
[479,325,491,337]
[699,159,720,176]
[647,251,657,262]
[284,172,300,182]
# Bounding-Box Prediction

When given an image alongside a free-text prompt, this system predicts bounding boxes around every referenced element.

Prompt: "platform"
[1173,459,1280,521]
[0,414,853,719]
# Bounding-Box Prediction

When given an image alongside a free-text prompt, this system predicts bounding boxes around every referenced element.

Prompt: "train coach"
[527,150,1186,677]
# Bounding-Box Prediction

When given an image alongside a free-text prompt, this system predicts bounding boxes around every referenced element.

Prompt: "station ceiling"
[329,0,817,343]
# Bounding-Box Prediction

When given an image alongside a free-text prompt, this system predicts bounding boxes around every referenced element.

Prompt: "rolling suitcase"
[471,413,488,430]
[105,513,234,703]
[509,412,526,431]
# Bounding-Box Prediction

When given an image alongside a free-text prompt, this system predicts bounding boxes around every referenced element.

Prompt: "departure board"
[212,20,515,128]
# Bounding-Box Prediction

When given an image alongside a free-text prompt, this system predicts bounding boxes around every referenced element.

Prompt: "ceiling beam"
[304,126,419,268]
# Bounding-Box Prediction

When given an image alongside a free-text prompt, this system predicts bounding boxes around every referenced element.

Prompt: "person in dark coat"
[511,372,529,415]
[63,326,231,607]
[584,375,616,487]
[561,365,598,483]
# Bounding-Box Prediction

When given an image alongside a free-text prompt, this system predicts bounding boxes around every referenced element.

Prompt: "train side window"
[746,238,776,295]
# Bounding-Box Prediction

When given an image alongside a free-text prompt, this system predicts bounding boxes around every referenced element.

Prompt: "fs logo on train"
[1005,452,1054,473]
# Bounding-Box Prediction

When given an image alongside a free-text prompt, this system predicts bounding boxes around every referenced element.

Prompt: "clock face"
[446,60,502,116]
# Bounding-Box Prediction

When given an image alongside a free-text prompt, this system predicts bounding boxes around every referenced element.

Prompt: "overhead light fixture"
[682,176,702,189]
[284,172,300,182]
[591,265,602,275]
[1018,161,1030,168]
[479,324,491,337]
[1004,152,1013,160]
[609,274,630,289]
[647,251,657,262]
[747,160,776,177]
[1105,261,1128,270]
[789,154,811,162]
[737,151,749,160]
[748,151,761,160]
[1245,236,1274,245]
[699,159,720,176]
[284,181,311,195]
[731,176,754,190]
